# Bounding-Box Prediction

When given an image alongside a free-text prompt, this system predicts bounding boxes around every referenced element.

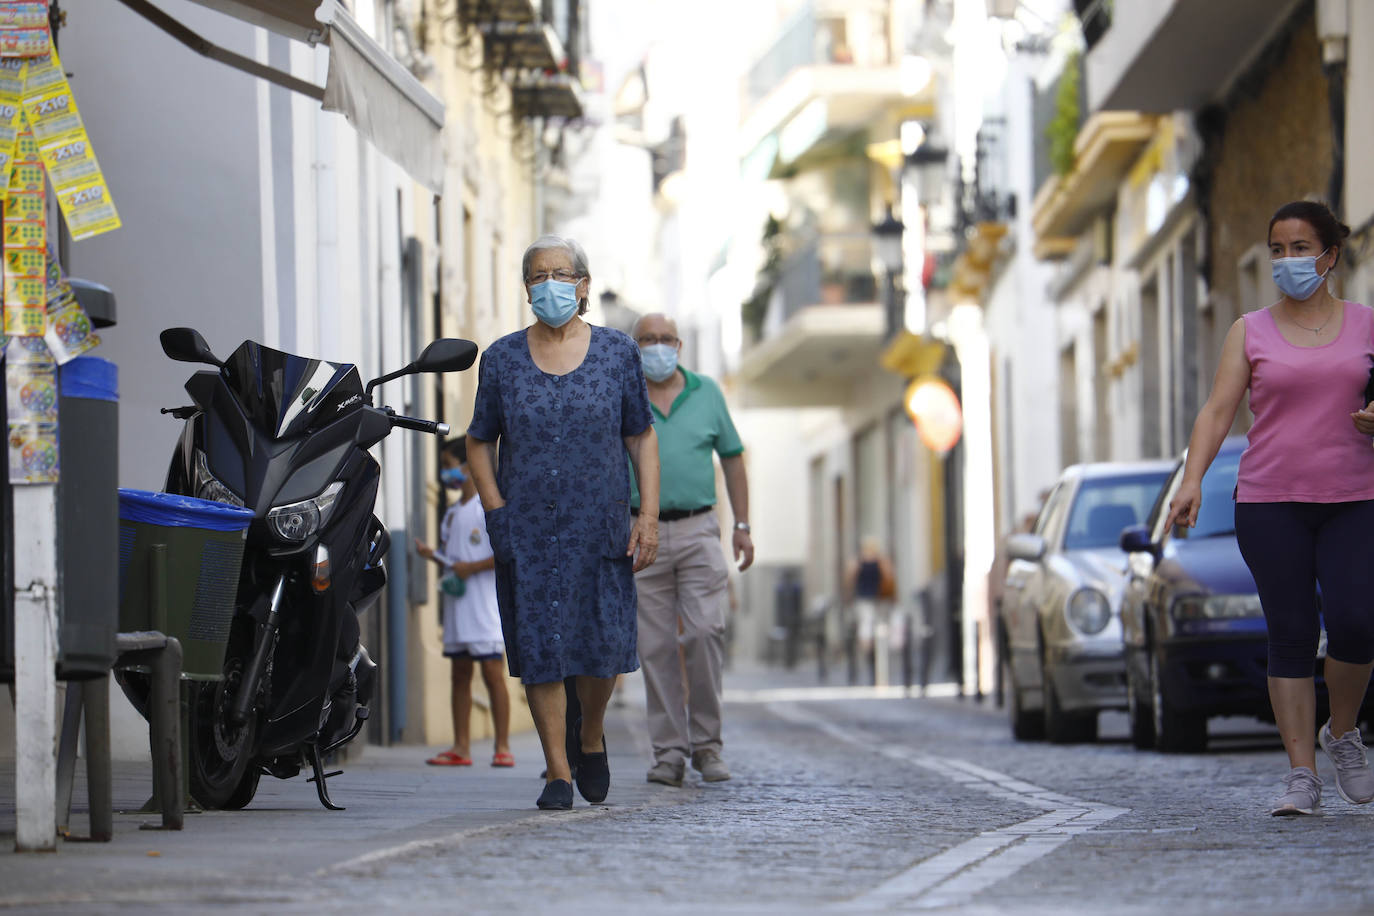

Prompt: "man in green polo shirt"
[630,313,753,787]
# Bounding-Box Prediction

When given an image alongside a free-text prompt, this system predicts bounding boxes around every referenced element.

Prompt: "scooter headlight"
[267,482,344,543]
[194,450,244,507]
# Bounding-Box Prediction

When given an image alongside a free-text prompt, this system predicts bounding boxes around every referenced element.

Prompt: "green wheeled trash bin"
[116,490,255,679]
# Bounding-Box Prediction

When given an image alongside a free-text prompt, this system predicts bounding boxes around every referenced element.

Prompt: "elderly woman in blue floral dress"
[466,235,660,811]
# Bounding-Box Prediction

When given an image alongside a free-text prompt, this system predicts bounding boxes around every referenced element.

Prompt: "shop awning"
[117,0,446,193]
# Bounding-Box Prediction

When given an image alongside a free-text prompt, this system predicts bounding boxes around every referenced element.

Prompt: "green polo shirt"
[630,367,744,511]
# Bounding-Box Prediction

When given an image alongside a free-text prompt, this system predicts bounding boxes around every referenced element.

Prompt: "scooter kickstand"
[306,744,346,811]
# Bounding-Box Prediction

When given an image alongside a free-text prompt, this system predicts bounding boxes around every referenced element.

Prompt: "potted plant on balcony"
[820,268,847,305]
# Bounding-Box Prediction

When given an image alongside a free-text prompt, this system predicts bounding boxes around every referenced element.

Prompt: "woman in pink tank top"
[1169,201,1374,817]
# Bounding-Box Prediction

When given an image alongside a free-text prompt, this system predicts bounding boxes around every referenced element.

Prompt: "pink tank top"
[1238,301,1374,503]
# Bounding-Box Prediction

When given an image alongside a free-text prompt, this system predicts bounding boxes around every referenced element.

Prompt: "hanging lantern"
[904,377,962,454]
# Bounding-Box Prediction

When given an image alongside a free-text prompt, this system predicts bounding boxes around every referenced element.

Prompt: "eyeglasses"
[526,269,581,284]
[636,335,679,347]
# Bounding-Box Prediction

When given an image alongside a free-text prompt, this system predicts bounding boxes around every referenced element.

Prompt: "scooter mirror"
[414,338,478,374]
[160,327,223,368]
[365,338,478,401]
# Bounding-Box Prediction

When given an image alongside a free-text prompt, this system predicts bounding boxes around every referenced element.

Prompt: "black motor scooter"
[119,327,476,810]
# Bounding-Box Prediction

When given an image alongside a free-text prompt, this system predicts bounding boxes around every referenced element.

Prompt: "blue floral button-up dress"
[466,325,654,684]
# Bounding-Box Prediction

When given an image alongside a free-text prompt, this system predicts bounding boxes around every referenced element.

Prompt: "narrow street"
[5,668,1372,914]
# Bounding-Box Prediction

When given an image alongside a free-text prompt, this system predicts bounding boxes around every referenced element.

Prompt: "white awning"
[130,0,445,192]
[316,5,445,193]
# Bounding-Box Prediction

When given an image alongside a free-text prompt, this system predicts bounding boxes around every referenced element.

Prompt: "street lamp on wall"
[871,205,905,337]
[906,142,950,210]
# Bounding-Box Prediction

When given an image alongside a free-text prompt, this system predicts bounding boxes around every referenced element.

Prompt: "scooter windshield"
[222,341,366,439]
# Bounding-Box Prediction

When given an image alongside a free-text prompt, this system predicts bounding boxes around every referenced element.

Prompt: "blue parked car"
[1118,438,1265,751]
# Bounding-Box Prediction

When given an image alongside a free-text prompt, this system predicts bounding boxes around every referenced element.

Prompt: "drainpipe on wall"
[1317,0,1348,214]
[378,172,409,744]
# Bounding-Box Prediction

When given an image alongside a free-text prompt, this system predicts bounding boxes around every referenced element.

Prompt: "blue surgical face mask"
[440,467,466,489]
[529,279,580,328]
[1272,248,1330,301]
[640,343,679,382]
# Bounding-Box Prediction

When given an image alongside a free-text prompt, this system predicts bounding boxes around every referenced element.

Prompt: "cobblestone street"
[5,668,1374,914]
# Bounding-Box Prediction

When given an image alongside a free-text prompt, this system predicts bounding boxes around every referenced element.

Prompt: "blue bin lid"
[60,357,118,402]
[118,488,255,532]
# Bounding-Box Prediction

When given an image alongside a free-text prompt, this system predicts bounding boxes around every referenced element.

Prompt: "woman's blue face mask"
[529,279,580,327]
[440,467,466,489]
[1271,248,1330,301]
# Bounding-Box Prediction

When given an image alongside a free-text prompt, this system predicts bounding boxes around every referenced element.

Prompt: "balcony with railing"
[737,228,886,408]
[1029,54,1156,259]
[739,1,919,175]
[441,0,584,119]
[1081,0,1294,114]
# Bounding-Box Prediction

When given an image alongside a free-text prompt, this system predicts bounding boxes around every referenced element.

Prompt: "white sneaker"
[691,749,731,782]
[1319,720,1374,804]
[1271,766,1322,816]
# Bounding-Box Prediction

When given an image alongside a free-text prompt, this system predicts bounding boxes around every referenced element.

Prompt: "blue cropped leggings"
[1234,500,1374,678]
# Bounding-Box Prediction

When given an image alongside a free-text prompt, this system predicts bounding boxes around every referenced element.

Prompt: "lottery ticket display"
[5,332,57,483]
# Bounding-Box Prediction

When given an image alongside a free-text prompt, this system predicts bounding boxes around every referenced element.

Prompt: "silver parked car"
[999,460,1173,743]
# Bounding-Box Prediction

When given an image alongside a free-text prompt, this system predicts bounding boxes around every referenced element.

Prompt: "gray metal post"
[82,676,112,841]
[150,638,184,830]
[55,685,81,833]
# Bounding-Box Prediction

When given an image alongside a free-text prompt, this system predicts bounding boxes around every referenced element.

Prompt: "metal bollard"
[82,677,112,840]
[149,637,184,830]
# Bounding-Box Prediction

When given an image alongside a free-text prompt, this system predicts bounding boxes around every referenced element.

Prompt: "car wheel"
[1126,652,1156,750]
[1043,658,1098,744]
[1151,647,1207,752]
[1004,654,1043,741]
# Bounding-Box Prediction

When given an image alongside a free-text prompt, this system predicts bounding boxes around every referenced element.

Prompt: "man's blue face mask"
[640,344,679,382]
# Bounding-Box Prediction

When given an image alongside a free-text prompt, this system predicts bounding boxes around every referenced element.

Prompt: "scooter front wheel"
[188,638,261,809]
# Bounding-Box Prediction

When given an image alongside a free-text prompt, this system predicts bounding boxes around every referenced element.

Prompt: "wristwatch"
[733,522,751,533]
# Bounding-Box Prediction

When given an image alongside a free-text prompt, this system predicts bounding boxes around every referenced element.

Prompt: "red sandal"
[426,750,473,766]
[491,751,516,768]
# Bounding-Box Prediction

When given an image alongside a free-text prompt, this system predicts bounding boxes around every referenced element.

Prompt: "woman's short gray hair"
[522,234,590,281]
[522,234,591,314]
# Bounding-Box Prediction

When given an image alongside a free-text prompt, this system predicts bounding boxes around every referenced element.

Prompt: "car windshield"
[1063,472,1171,550]
[1179,450,1242,539]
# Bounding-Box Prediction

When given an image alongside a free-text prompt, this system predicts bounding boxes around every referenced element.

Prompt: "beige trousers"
[635,510,730,766]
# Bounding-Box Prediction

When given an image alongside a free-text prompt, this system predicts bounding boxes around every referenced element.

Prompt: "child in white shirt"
[414,437,512,767]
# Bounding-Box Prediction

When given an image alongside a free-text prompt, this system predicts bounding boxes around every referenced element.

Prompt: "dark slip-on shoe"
[536,778,574,810]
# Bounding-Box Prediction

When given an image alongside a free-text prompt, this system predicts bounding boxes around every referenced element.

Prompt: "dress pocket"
[605,500,632,558]
[486,505,514,563]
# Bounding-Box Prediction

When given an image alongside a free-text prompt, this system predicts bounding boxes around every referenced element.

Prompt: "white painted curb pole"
[13,484,59,851]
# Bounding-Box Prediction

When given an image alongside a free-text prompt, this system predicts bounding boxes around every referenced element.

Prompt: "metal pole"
[13,484,59,851]
[55,685,81,833]
[82,676,112,841]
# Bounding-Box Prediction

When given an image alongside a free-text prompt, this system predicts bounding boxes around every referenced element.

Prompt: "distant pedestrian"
[466,235,660,811]
[845,536,895,684]
[1168,200,1374,816]
[631,312,752,787]
[414,437,512,769]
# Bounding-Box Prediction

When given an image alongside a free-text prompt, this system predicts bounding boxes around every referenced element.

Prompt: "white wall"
[1345,0,1374,238]
[63,1,268,492]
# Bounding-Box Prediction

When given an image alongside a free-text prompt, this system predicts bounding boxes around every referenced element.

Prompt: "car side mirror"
[159,327,222,368]
[415,338,478,374]
[1006,532,1046,562]
[1119,524,1158,557]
